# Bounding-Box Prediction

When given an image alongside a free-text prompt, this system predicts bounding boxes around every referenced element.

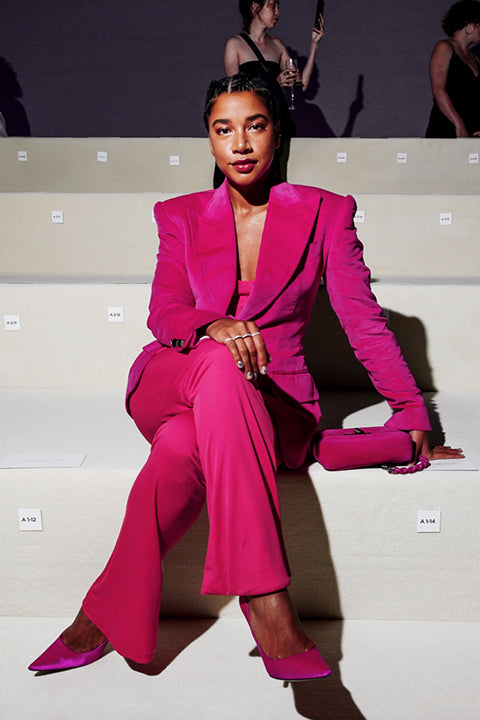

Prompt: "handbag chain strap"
[382,455,430,475]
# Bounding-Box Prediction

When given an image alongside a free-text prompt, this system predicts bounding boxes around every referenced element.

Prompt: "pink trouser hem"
[82,600,156,665]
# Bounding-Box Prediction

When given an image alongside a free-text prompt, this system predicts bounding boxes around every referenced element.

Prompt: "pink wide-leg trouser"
[82,341,291,663]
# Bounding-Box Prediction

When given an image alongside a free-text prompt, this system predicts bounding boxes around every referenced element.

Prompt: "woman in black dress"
[426,0,480,137]
[224,1,323,92]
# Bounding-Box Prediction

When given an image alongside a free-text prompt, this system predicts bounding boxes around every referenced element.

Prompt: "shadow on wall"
[304,285,445,442]
[0,57,31,137]
[288,51,364,138]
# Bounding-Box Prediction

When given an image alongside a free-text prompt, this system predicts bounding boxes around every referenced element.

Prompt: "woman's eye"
[216,127,231,135]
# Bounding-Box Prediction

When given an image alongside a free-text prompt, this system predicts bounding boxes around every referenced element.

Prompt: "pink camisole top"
[228,280,254,316]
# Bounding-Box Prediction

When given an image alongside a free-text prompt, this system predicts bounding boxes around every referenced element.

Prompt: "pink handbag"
[313,426,429,473]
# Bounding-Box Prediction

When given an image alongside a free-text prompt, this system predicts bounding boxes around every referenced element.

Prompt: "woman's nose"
[233,132,251,152]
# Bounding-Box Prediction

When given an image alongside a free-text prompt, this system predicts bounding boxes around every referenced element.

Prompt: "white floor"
[2,616,478,720]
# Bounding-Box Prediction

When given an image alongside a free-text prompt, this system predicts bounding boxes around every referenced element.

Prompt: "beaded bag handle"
[383,455,430,474]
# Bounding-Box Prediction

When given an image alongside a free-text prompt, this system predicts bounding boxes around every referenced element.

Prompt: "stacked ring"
[224,332,261,344]
[224,334,243,344]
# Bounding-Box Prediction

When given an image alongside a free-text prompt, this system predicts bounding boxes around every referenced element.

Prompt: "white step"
[1,280,478,391]
[0,192,171,278]
[1,389,477,621]
[2,137,480,195]
[288,137,480,195]
[2,616,479,720]
[1,191,478,278]
[0,137,213,193]
[0,281,152,388]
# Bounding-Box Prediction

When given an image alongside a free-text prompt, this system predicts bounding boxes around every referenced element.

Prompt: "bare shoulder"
[225,34,244,50]
[431,39,453,60]
[270,36,288,53]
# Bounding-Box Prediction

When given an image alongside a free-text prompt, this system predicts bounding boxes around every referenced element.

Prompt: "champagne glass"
[284,58,298,110]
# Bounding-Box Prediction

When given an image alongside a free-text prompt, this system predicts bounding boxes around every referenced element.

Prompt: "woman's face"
[208,91,279,188]
[255,0,280,29]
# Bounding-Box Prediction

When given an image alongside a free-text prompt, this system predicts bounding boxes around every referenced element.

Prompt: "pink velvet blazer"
[126,181,430,467]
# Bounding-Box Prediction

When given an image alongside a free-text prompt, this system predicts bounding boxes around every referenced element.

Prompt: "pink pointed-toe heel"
[239,596,331,681]
[28,635,108,672]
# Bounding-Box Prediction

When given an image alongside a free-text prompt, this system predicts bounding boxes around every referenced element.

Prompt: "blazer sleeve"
[147,200,225,351]
[323,194,431,431]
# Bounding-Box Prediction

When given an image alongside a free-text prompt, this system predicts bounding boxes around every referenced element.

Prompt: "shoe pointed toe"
[239,597,331,681]
[28,635,108,672]
[262,644,331,681]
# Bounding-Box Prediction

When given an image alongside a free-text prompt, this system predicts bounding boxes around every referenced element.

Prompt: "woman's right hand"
[277,68,298,87]
[409,430,464,462]
[206,318,270,381]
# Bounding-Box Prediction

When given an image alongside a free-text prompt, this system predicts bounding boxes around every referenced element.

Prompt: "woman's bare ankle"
[246,590,314,659]
[61,608,106,652]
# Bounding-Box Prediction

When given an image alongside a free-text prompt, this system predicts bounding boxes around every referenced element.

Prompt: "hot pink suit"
[83,181,430,663]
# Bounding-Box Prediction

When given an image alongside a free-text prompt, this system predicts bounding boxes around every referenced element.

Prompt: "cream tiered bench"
[0,137,478,720]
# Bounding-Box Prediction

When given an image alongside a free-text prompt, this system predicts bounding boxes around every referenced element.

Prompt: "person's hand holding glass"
[284,58,299,110]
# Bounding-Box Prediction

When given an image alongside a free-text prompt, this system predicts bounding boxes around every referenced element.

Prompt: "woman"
[224,1,324,92]
[29,74,461,681]
[426,0,480,138]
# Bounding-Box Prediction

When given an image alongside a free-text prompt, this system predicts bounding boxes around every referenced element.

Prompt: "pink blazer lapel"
[240,184,322,319]
[188,182,322,318]
[188,182,237,313]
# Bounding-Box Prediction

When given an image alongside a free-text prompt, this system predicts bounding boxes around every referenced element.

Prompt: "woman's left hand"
[409,430,464,462]
[205,317,270,381]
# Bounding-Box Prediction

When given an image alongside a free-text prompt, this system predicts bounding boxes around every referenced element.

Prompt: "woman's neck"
[247,18,268,45]
[227,175,274,215]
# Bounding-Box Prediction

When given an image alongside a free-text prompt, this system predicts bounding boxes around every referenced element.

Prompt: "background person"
[224,1,324,92]
[426,0,480,137]
[0,57,31,136]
